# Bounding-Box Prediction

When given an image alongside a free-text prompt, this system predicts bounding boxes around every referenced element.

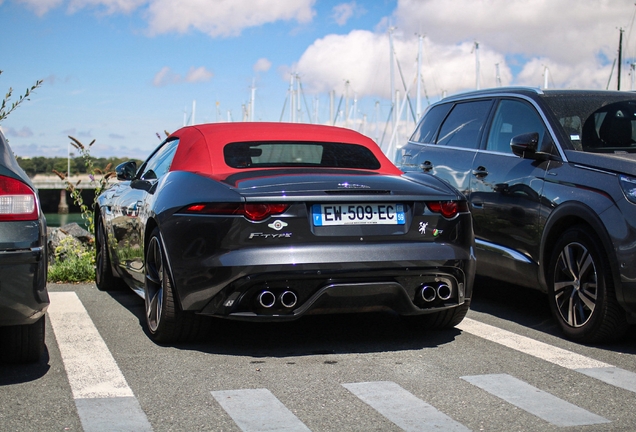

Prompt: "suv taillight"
[0,175,38,221]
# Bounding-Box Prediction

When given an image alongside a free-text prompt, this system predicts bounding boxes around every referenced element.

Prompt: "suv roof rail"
[443,86,544,100]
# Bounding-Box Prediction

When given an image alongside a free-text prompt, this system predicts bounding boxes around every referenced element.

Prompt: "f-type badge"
[268,220,288,231]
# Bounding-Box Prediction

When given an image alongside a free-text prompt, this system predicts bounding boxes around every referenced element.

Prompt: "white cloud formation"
[67,0,145,14]
[292,0,636,102]
[4,126,34,138]
[152,66,180,87]
[153,66,212,86]
[16,0,63,16]
[253,58,272,73]
[185,66,213,83]
[16,0,316,36]
[293,30,510,100]
[332,1,364,26]
[393,0,634,64]
[145,0,315,37]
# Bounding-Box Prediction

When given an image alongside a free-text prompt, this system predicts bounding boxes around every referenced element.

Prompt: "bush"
[47,236,95,283]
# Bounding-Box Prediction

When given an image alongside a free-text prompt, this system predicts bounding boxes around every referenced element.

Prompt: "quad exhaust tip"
[258,290,276,308]
[437,284,452,301]
[279,291,298,308]
[420,285,437,302]
[257,290,298,309]
[419,283,453,303]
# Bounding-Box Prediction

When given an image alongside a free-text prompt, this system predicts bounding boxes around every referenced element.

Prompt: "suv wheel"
[547,225,627,343]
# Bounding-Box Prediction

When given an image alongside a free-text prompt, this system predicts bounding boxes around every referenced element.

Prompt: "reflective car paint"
[398,88,636,343]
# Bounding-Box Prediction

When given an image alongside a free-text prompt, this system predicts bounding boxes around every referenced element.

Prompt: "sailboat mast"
[416,35,423,120]
[389,28,396,128]
[618,28,624,91]
[250,78,256,122]
[474,41,480,90]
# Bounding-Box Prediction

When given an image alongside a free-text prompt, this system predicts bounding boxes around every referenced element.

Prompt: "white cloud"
[17,0,315,37]
[152,66,180,87]
[185,66,213,83]
[292,0,636,102]
[145,0,316,37]
[293,30,510,100]
[16,0,63,16]
[67,0,145,14]
[4,126,34,138]
[254,58,272,73]
[332,1,364,26]
[392,0,634,64]
[153,66,213,86]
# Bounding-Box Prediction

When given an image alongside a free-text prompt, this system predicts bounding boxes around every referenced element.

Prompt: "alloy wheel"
[552,241,597,328]
[145,236,164,333]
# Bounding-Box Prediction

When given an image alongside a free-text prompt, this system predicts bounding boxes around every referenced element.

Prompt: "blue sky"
[2,0,636,159]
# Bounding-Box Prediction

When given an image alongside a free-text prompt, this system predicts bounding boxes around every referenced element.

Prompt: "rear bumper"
[166,241,475,320]
[0,247,49,326]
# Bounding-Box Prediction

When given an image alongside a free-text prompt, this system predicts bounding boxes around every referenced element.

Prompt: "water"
[45,213,89,229]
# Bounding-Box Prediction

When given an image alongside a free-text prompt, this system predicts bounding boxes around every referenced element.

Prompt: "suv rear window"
[224,142,382,170]
[542,94,636,152]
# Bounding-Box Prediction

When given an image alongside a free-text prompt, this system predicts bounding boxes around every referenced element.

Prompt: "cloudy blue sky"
[2,0,636,159]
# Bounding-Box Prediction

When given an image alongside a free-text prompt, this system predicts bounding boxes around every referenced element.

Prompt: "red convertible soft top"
[168,122,402,177]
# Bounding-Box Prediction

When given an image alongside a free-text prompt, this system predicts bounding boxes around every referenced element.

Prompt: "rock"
[59,222,94,243]
[47,222,94,265]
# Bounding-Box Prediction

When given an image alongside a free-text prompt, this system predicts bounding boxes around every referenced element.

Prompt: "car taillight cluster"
[426,201,468,219]
[182,203,290,221]
[0,175,38,221]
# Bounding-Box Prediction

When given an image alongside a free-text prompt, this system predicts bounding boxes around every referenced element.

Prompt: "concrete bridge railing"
[31,174,104,190]
[31,174,119,213]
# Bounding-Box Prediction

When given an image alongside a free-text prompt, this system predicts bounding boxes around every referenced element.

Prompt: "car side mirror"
[510,132,539,159]
[116,161,137,181]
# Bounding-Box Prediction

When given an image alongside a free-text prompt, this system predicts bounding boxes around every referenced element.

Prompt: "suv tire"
[547,225,628,343]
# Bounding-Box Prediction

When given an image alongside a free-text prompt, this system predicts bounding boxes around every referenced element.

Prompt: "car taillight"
[0,175,38,221]
[181,203,289,221]
[426,201,467,219]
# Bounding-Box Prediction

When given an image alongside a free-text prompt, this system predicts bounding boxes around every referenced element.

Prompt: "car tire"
[0,316,45,364]
[144,228,210,343]
[547,225,628,343]
[95,219,122,291]
[405,301,470,330]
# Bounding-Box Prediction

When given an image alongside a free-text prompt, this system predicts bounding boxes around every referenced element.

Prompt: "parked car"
[0,130,48,363]
[95,122,475,343]
[397,87,636,343]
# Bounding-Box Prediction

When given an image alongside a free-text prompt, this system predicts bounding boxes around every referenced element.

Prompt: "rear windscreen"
[224,142,382,170]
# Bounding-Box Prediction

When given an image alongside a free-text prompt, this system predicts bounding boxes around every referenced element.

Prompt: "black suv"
[398,87,636,343]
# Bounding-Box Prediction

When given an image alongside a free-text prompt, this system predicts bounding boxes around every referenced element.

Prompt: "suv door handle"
[420,161,433,172]
[472,166,489,178]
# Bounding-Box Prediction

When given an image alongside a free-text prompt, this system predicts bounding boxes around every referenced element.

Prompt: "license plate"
[312,203,405,226]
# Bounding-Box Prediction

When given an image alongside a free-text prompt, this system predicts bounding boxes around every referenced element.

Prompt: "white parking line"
[457,317,636,393]
[48,292,152,432]
[343,381,470,432]
[457,318,610,369]
[212,388,311,432]
[461,374,610,427]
